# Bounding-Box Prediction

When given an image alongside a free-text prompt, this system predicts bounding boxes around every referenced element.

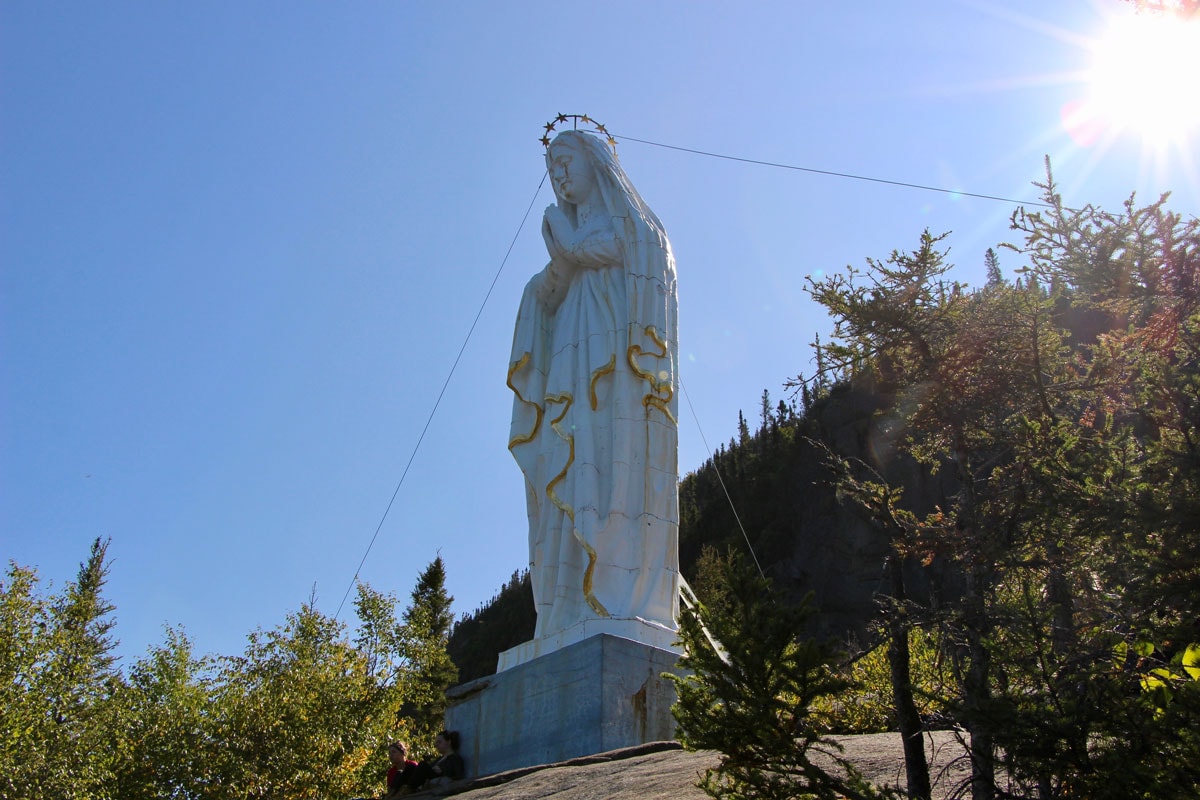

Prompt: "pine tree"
[806,164,1200,797]
[817,454,932,800]
[1,537,120,800]
[670,555,893,800]
[984,247,1002,286]
[399,557,458,756]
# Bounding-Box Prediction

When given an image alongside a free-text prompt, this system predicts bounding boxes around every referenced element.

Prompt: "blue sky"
[3,1,1198,665]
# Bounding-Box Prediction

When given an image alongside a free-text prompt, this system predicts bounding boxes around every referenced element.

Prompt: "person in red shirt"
[383,740,417,798]
[399,730,466,791]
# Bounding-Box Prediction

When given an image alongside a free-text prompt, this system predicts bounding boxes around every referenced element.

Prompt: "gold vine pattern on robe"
[506,352,543,450]
[589,354,616,411]
[544,392,610,618]
[626,325,678,424]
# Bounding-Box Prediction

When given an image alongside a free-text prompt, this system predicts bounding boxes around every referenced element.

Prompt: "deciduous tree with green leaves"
[203,598,381,799]
[3,538,463,800]
[109,627,215,800]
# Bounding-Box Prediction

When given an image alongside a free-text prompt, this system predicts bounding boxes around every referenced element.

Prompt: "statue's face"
[548,141,594,205]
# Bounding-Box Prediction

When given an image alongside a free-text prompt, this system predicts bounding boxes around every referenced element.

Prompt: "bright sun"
[1086,11,1200,145]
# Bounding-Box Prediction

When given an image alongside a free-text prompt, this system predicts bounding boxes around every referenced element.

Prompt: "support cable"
[613,131,1057,209]
[333,172,549,621]
[679,377,767,580]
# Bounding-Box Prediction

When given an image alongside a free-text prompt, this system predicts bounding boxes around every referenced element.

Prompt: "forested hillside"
[447,570,535,683]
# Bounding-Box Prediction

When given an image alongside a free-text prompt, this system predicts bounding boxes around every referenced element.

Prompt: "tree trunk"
[964,564,995,800]
[885,554,932,800]
[1043,539,1076,799]
[953,438,995,800]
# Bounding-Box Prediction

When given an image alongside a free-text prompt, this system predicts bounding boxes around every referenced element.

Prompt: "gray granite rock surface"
[405,732,971,800]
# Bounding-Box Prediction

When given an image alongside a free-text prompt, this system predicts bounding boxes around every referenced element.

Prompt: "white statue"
[507,128,680,648]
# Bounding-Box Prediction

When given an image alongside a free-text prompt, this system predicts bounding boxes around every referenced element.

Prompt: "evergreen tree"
[1,538,120,800]
[806,164,1200,798]
[670,554,894,800]
[984,247,1002,285]
[399,556,458,757]
[808,227,1059,799]
[817,453,933,800]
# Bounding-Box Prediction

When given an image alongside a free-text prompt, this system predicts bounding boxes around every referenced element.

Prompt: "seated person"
[399,730,465,790]
[383,741,418,799]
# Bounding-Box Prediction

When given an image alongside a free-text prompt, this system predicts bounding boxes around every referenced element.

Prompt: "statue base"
[444,633,684,778]
[496,616,679,671]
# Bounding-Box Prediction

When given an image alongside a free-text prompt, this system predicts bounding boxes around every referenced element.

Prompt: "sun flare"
[1086,12,1200,145]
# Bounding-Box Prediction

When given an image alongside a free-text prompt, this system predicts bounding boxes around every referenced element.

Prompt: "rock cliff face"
[678,383,963,650]
[793,384,962,647]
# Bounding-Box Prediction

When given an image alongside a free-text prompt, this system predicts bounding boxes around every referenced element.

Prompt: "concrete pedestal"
[496,617,679,672]
[444,633,684,778]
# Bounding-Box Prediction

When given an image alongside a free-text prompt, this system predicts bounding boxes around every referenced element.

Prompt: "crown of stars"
[540,114,618,155]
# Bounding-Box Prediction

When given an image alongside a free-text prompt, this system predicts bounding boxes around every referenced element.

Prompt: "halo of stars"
[541,113,618,155]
